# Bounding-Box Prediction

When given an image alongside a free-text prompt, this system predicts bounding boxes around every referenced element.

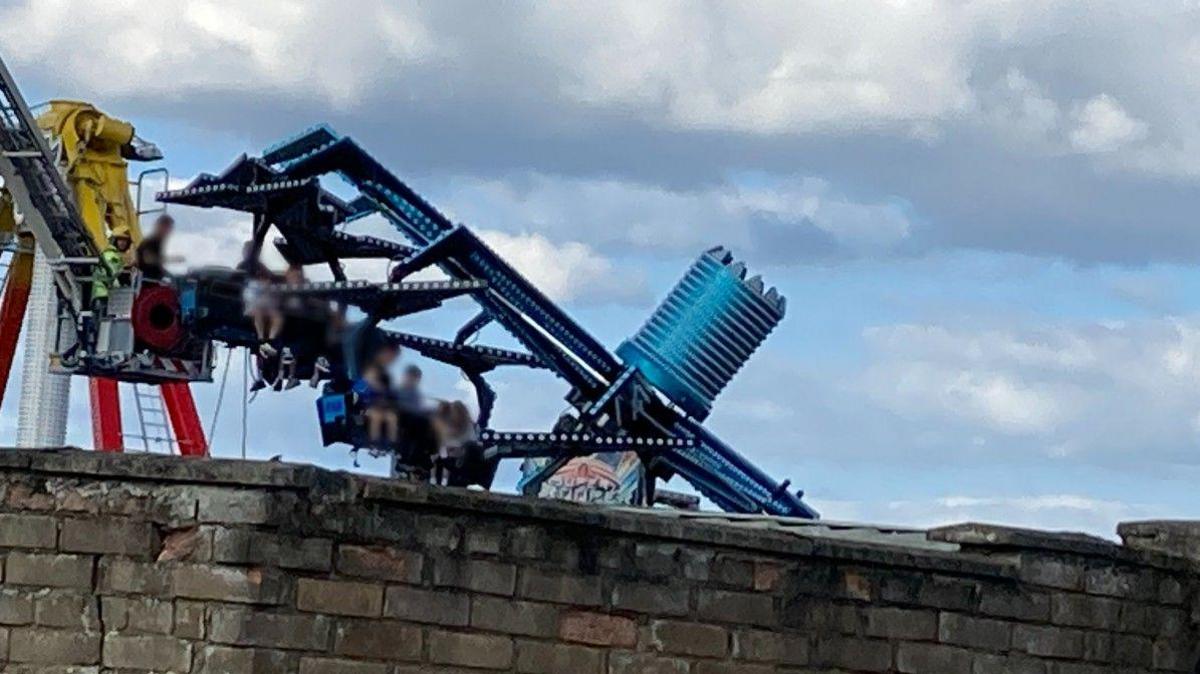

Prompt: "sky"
[3,0,1200,537]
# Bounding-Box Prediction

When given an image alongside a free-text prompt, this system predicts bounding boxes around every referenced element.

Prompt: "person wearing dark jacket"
[135,214,174,281]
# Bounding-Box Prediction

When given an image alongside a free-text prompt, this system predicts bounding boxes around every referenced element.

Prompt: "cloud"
[859,318,1200,464]
[476,229,646,305]
[857,494,1174,538]
[430,172,914,263]
[13,1,1200,264]
[1069,95,1148,154]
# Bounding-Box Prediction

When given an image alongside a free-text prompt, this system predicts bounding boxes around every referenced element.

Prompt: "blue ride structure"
[159,125,818,519]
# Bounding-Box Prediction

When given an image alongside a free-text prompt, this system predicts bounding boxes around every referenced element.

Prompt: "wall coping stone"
[3,448,1194,581]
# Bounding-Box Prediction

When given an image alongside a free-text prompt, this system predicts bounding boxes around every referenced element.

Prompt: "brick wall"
[0,449,1194,673]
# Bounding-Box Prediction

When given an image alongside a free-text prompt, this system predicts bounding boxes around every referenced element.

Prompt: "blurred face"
[402,371,421,387]
[154,217,174,236]
[285,267,303,284]
[114,237,131,252]
[377,347,399,366]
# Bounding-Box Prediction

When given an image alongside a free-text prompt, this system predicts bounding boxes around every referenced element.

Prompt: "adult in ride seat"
[135,213,174,281]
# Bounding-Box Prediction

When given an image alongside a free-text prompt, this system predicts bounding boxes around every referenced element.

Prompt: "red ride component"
[162,382,208,457]
[0,240,33,410]
[90,378,123,452]
[131,283,184,353]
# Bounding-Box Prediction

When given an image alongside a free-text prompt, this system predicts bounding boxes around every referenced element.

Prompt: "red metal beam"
[89,378,123,452]
[161,382,208,457]
[0,238,33,410]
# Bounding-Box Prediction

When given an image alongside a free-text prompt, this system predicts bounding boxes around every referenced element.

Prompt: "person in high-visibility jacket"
[80,225,133,357]
[92,225,132,311]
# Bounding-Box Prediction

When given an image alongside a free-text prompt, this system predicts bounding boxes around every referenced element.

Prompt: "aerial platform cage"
[617,247,786,421]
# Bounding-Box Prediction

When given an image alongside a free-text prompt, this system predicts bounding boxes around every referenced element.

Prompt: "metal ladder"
[129,384,176,454]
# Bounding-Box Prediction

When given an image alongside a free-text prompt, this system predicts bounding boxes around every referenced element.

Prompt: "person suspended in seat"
[135,213,174,282]
[395,364,424,413]
[355,342,401,447]
[431,399,479,486]
[242,255,283,359]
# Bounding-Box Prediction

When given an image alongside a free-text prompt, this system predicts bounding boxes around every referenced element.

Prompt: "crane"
[0,54,207,455]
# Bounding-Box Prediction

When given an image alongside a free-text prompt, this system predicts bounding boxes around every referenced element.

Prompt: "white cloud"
[431,172,913,262]
[476,229,643,305]
[859,318,1200,461]
[1069,95,1148,154]
[876,494,1171,538]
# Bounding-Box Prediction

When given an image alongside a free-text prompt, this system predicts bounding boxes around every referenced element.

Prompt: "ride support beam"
[0,236,33,409]
[161,382,208,457]
[89,378,123,452]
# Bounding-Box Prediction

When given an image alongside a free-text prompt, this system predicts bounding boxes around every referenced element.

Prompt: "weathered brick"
[194,645,294,674]
[1050,593,1121,630]
[753,561,784,592]
[648,620,728,658]
[710,555,755,588]
[811,636,891,671]
[99,558,170,595]
[507,526,548,559]
[609,580,689,617]
[518,568,602,606]
[299,657,390,674]
[471,595,559,637]
[157,526,212,562]
[465,528,503,555]
[1019,555,1085,590]
[213,528,332,571]
[558,611,636,647]
[383,585,469,626]
[333,619,422,661]
[172,564,289,604]
[209,606,330,650]
[896,642,973,673]
[1154,636,1194,671]
[0,513,56,548]
[973,652,1046,674]
[336,545,422,583]
[693,662,775,674]
[1012,623,1085,659]
[192,487,281,524]
[297,578,383,617]
[102,634,191,671]
[415,514,462,552]
[696,588,775,626]
[979,587,1051,621]
[59,518,158,557]
[428,630,513,670]
[0,589,34,625]
[938,612,1010,650]
[733,628,784,662]
[8,628,100,665]
[608,651,689,674]
[35,591,99,630]
[863,606,937,640]
[433,557,516,596]
[516,640,603,674]
[1083,566,1155,598]
[7,552,93,589]
[781,597,859,633]
[880,572,978,612]
[174,600,206,638]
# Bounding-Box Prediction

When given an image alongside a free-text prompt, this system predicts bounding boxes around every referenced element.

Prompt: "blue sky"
[4,1,1200,536]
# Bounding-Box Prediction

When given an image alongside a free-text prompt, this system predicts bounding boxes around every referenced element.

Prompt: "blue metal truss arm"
[273,136,623,392]
[657,417,819,518]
